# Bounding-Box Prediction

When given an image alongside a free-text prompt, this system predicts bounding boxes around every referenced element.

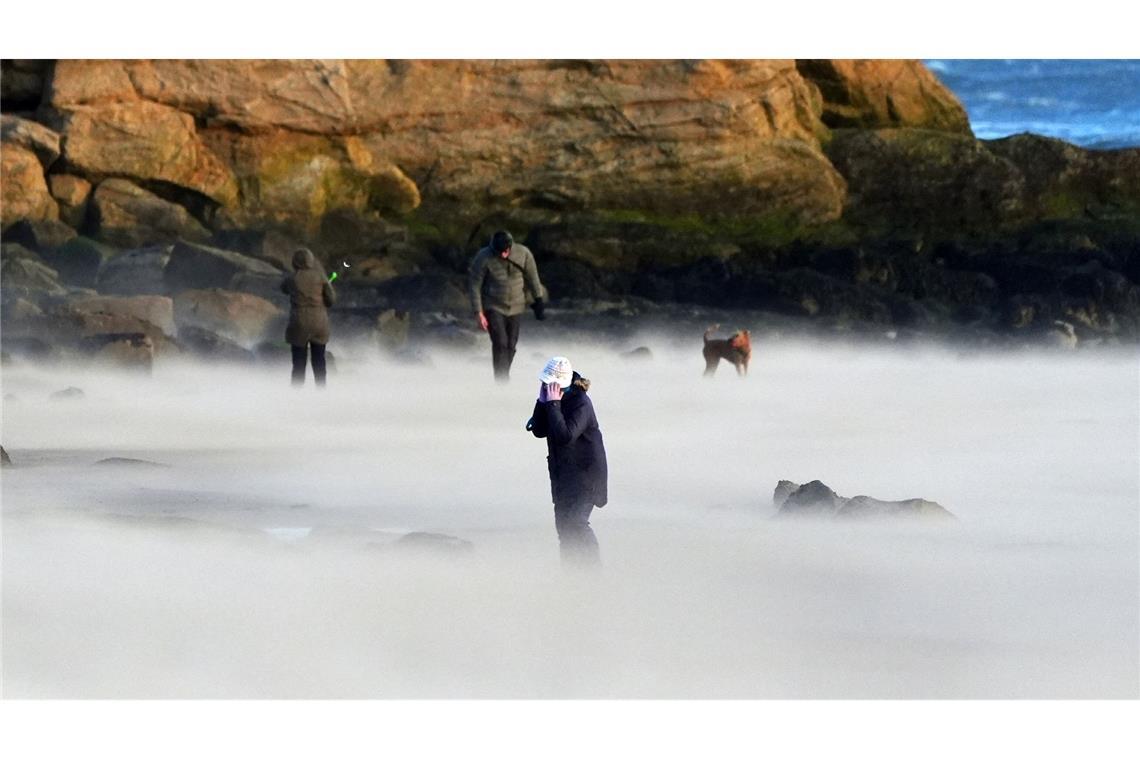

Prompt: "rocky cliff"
[3,58,1138,358]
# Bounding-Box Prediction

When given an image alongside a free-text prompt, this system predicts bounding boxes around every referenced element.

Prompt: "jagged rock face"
[827,128,1028,232]
[826,128,1140,233]
[6,58,981,249]
[796,59,971,133]
[41,59,851,229]
[986,133,1140,221]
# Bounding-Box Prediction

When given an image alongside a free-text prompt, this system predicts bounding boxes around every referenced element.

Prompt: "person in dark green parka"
[281,247,336,387]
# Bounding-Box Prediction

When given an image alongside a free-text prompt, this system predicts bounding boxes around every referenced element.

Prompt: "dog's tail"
[703,324,719,344]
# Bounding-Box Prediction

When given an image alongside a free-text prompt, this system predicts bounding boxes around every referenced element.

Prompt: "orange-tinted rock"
[52,100,238,206]
[48,174,93,228]
[172,288,283,346]
[796,59,971,133]
[63,295,176,336]
[1,145,58,226]
[48,174,92,208]
[1,114,61,166]
[46,59,847,228]
[90,179,210,248]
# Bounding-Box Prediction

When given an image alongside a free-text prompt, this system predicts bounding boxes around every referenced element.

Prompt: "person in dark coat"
[526,356,608,567]
[468,230,547,382]
[280,247,336,387]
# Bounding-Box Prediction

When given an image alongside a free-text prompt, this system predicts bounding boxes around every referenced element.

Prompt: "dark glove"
[531,298,546,320]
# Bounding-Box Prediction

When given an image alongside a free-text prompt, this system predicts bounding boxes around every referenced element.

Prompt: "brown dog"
[703,325,752,377]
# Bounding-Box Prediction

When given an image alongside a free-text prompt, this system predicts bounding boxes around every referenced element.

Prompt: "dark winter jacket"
[468,243,546,317]
[281,248,336,346]
[527,373,608,508]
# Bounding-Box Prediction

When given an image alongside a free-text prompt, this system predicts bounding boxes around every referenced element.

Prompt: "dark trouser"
[485,310,520,382]
[291,342,327,387]
[554,499,601,568]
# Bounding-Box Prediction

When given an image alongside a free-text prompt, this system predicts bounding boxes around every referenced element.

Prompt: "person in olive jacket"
[280,247,336,387]
[468,230,547,382]
[526,356,608,567]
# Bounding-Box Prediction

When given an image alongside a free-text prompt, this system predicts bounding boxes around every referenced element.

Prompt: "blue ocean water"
[925,59,1140,149]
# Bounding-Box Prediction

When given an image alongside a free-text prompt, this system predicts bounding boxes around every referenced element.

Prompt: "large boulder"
[43,300,170,356]
[827,128,1028,233]
[795,59,972,133]
[40,236,118,288]
[1,218,78,253]
[45,95,238,206]
[163,240,282,292]
[1,145,58,226]
[773,480,955,520]
[174,324,256,362]
[985,134,1140,222]
[1,114,62,166]
[94,244,171,295]
[172,288,283,346]
[208,228,304,271]
[230,271,289,304]
[0,255,67,297]
[88,333,156,372]
[61,295,175,336]
[89,179,210,248]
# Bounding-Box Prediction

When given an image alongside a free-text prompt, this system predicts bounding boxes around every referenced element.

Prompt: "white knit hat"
[538,356,573,387]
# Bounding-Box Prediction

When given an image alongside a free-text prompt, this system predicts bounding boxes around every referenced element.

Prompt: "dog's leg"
[703,351,718,376]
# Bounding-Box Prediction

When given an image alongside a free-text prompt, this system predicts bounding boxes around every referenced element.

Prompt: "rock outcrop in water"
[3,59,1139,359]
[773,479,956,520]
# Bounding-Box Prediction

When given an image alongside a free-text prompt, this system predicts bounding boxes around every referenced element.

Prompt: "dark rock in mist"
[372,273,469,316]
[172,288,283,347]
[773,479,955,520]
[94,244,172,296]
[164,240,281,293]
[375,308,410,352]
[1,445,11,466]
[50,386,85,400]
[2,218,78,253]
[621,346,653,361]
[777,480,846,516]
[174,325,256,363]
[93,457,170,468]
[41,236,118,288]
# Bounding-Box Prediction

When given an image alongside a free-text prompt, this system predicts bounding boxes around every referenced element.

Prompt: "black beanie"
[491,230,513,253]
